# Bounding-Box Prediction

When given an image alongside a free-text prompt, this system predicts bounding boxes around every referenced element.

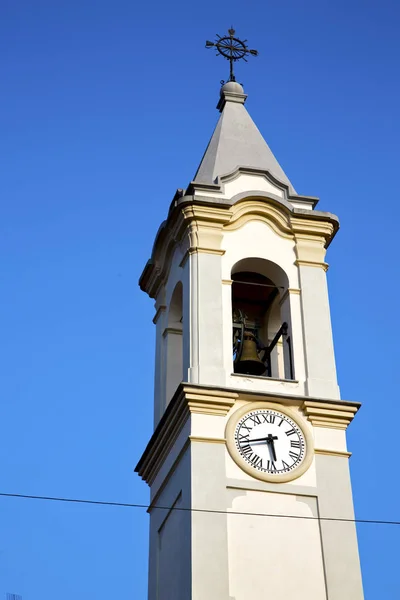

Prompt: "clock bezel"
[225,402,314,483]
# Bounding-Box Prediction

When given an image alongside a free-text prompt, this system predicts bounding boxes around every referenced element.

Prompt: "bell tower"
[136,30,364,600]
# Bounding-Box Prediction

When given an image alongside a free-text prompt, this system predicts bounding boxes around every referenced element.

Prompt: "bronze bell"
[235,330,266,376]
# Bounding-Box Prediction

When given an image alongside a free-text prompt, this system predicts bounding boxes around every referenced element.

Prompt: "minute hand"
[246,437,269,443]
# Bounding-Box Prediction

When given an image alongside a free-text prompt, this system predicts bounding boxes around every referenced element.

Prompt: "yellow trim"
[279,288,301,306]
[136,385,238,484]
[225,200,293,239]
[189,436,226,445]
[222,279,233,285]
[189,247,226,256]
[295,259,329,271]
[314,448,352,458]
[302,400,359,430]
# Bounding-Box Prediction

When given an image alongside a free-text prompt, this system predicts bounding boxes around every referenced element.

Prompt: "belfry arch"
[231,258,294,379]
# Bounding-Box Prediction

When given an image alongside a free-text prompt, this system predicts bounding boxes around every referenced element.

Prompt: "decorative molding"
[295,259,329,272]
[154,490,182,525]
[189,436,226,445]
[226,480,318,497]
[162,327,183,338]
[152,305,167,324]
[140,193,339,299]
[185,387,237,416]
[291,216,336,244]
[179,252,190,269]
[188,247,226,256]
[314,448,352,458]
[302,400,359,430]
[135,384,238,484]
[225,199,293,240]
[279,287,301,306]
[135,383,361,486]
[148,444,190,512]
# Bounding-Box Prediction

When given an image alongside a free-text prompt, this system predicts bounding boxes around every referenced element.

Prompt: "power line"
[1,492,399,527]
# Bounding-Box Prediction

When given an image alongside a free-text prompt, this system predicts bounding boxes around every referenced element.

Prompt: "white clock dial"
[234,408,306,474]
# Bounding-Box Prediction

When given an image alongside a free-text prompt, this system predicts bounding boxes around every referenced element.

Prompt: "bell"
[235,330,266,376]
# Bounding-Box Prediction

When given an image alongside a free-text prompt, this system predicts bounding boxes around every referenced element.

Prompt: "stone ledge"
[135,384,237,485]
[302,400,359,430]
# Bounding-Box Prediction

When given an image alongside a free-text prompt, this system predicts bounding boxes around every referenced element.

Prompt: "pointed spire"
[193,82,295,193]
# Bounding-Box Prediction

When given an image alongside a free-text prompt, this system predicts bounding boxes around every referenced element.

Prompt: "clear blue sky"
[1,0,399,598]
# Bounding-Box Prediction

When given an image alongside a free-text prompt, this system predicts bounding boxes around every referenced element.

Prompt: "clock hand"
[246,436,269,443]
[266,434,278,462]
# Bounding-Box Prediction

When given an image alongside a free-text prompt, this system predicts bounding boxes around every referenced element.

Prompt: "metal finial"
[205,28,258,83]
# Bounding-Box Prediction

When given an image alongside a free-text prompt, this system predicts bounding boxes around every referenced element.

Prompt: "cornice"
[295,259,329,272]
[224,198,293,239]
[314,448,352,458]
[302,400,359,430]
[139,193,340,299]
[135,384,237,485]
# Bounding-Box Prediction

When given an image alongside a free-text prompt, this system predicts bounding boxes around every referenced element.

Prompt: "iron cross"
[205,28,258,83]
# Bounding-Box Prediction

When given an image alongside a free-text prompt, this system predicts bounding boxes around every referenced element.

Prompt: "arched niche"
[231,258,293,380]
[164,281,183,406]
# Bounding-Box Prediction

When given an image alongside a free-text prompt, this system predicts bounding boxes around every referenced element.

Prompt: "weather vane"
[205,28,258,84]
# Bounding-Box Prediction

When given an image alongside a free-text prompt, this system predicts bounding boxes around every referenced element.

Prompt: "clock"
[225,402,313,483]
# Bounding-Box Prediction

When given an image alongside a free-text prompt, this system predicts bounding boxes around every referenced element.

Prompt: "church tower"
[136,31,364,600]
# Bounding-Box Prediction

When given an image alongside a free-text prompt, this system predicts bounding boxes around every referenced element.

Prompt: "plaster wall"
[191,441,230,599]
[148,447,192,600]
[315,454,364,600]
[298,264,340,399]
[187,251,225,386]
[227,489,327,600]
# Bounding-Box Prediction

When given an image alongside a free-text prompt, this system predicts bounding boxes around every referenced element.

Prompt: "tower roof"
[193,82,295,194]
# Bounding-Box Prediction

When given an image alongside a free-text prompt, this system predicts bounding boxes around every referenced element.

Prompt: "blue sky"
[1,0,399,598]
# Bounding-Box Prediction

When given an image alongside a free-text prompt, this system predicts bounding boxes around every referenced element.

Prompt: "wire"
[1,492,399,527]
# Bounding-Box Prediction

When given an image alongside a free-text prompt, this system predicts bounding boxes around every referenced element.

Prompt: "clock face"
[234,408,306,475]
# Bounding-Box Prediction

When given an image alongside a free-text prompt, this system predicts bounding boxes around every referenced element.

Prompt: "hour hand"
[266,433,278,461]
[270,442,277,461]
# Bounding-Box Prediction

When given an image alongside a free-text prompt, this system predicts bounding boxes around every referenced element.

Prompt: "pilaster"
[293,218,340,400]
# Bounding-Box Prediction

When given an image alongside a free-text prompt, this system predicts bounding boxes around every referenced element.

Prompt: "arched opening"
[164,282,183,405]
[231,259,293,379]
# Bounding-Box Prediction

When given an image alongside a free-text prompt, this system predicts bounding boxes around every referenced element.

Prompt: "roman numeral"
[282,460,290,470]
[240,444,253,456]
[285,428,296,437]
[238,433,250,443]
[266,460,277,471]
[249,414,262,426]
[290,440,301,448]
[278,418,284,426]
[241,423,252,433]
[289,450,299,461]
[249,454,263,468]
[262,413,276,424]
